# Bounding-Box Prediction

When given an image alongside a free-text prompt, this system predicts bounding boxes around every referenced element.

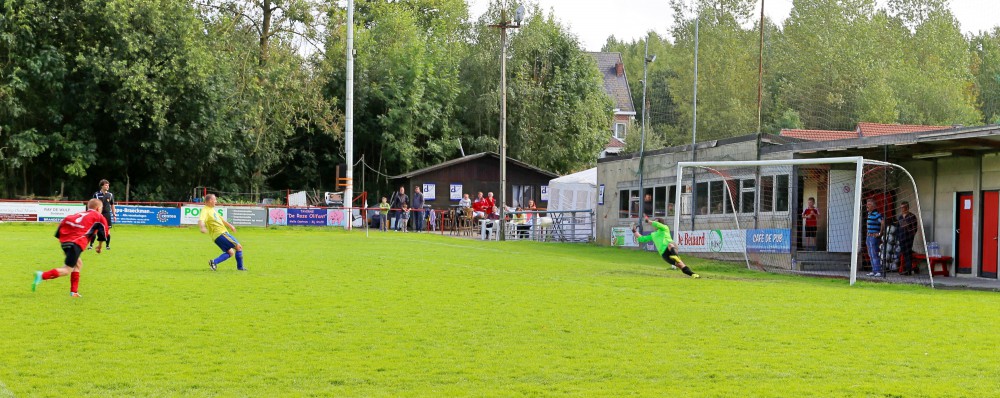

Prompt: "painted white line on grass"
[0,378,15,398]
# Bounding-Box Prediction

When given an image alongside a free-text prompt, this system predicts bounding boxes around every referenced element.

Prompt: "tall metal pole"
[637,37,650,232]
[344,0,355,230]
[690,17,699,230]
[754,0,766,229]
[499,23,508,241]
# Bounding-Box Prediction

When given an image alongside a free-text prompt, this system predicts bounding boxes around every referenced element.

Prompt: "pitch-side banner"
[611,227,638,247]
[227,207,267,227]
[0,202,39,221]
[181,205,227,225]
[114,205,181,226]
[746,229,791,254]
[268,208,288,226]
[287,208,327,226]
[37,203,85,222]
[674,229,747,253]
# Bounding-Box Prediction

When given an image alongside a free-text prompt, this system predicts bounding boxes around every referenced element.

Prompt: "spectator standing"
[400,203,410,232]
[379,196,391,231]
[802,197,819,251]
[897,201,919,275]
[411,185,425,232]
[390,186,408,231]
[865,198,886,277]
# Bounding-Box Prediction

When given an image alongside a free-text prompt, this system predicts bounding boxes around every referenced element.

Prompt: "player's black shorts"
[62,242,82,267]
[661,246,681,266]
[103,212,113,228]
[804,226,817,237]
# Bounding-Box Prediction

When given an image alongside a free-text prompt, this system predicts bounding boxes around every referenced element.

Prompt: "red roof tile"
[779,129,858,141]
[856,122,952,136]
[606,136,625,148]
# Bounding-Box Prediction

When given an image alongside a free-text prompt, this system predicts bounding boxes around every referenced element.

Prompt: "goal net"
[671,157,935,286]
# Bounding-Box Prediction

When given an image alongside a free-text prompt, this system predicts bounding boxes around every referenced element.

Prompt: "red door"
[983,191,999,278]
[957,193,974,274]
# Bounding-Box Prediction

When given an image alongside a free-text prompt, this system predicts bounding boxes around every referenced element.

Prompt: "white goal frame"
[674,156,933,287]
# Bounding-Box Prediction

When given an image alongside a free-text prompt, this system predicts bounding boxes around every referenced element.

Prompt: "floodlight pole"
[638,35,654,232]
[490,5,523,241]
[344,0,355,230]
[689,16,699,231]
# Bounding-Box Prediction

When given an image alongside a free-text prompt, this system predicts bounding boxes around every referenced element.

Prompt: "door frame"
[956,192,974,275]
[981,190,999,279]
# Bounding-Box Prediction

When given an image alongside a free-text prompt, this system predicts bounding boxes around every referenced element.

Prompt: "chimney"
[615,62,624,77]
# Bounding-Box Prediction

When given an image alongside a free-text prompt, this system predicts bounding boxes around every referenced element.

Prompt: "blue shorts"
[214,233,240,252]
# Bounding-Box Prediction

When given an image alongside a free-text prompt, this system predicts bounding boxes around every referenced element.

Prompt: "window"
[709,181,724,214]
[620,189,640,218]
[761,176,774,212]
[741,179,755,213]
[776,175,789,212]
[653,186,666,217]
[642,188,654,216]
[614,123,626,139]
[512,185,534,208]
[696,182,708,215]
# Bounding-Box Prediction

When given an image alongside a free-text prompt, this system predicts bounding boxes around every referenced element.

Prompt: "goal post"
[671,157,934,287]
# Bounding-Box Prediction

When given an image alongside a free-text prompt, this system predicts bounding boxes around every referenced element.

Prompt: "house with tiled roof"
[588,52,635,158]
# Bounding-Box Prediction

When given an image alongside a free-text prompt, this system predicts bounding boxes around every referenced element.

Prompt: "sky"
[467,0,1000,52]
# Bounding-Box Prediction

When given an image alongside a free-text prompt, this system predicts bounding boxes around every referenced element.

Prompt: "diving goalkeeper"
[633,215,700,279]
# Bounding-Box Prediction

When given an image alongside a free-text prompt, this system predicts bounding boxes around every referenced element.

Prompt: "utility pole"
[490,4,525,241]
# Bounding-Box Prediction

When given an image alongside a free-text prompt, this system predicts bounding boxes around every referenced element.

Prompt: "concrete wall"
[596,138,792,246]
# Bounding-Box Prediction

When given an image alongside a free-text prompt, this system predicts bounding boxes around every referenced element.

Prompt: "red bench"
[913,253,951,277]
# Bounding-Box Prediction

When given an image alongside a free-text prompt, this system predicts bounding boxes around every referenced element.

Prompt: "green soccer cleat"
[70,292,82,298]
[32,271,42,292]
[692,273,701,279]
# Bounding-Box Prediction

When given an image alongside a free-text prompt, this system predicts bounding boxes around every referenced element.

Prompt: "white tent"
[546,167,597,240]
[548,167,597,211]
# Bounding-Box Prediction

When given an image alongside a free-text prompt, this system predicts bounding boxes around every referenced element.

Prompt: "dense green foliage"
[1,0,611,200]
[5,223,1000,396]
[2,0,998,199]
[605,0,1000,150]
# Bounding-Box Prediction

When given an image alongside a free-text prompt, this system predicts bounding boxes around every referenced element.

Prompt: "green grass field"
[2,223,1000,397]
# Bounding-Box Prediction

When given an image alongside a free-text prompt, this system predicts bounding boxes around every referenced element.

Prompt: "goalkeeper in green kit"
[633,215,700,278]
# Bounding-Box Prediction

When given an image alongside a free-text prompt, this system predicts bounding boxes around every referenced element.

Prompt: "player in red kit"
[32,198,109,297]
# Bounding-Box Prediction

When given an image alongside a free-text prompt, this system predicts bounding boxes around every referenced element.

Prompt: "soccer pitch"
[3,224,1000,397]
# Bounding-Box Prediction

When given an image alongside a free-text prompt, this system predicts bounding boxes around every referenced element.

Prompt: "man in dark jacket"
[390,186,408,231]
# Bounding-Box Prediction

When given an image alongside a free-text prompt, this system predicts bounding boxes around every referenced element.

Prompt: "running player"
[199,194,246,271]
[632,215,700,278]
[33,198,109,297]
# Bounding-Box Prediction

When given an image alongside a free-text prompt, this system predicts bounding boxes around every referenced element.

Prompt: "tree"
[460,2,612,174]
[971,28,1000,124]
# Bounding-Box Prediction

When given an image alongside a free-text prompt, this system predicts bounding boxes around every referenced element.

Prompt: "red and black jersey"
[55,209,109,250]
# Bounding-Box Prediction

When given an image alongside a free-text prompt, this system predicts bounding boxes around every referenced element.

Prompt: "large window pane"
[761,176,774,212]
[642,187,654,216]
[776,175,789,211]
[742,191,754,213]
[668,185,677,215]
[696,182,708,215]
[709,181,724,214]
[619,190,630,218]
[653,186,667,217]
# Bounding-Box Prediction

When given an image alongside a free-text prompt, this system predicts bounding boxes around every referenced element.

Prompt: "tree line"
[609,0,1000,153]
[1,0,610,201]
[3,0,998,201]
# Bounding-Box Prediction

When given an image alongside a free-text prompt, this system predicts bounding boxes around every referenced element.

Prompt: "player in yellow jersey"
[198,194,245,271]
